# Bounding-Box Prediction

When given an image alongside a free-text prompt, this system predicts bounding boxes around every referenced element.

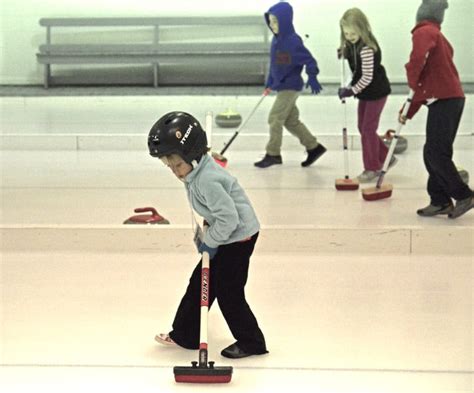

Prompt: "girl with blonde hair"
[338,8,393,182]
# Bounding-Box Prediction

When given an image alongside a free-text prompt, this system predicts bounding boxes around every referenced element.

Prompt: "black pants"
[424,98,472,205]
[169,232,267,354]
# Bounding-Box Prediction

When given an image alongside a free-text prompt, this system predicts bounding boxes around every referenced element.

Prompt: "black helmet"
[148,111,208,164]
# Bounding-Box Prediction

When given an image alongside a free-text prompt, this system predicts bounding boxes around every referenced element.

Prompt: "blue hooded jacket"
[265,2,319,91]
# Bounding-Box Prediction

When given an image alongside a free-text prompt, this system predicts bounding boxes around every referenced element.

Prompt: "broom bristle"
[174,375,232,383]
[215,159,227,168]
[174,365,233,384]
[362,190,392,201]
[211,152,228,168]
[335,178,359,191]
[361,184,393,201]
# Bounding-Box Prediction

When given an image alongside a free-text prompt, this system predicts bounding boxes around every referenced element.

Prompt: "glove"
[338,87,354,99]
[198,242,218,259]
[306,75,322,95]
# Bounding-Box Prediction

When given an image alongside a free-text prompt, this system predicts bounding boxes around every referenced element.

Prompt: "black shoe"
[220,343,268,359]
[448,195,474,219]
[254,154,282,168]
[417,203,453,217]
[301,144,327,167]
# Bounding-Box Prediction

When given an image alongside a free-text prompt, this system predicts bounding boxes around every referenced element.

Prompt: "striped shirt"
[352,46,374,94]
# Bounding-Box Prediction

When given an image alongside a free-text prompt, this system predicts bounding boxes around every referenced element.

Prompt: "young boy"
[255,1,326,168]
[148,111,268,359]
[400,0,473,219]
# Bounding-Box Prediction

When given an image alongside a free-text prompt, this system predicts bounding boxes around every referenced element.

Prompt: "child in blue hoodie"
[255,1,326,168]
[148,111,268,359]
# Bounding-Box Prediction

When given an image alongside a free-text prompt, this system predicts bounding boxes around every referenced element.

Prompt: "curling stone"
[383,129,408,154]
[215,108,242,128]
[456,167,470,185]
[123,207,170,224]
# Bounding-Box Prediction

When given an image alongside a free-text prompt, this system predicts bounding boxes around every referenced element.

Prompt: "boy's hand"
[338,87,354,99]
[263,87,272,96]
[306,75,322,94]
[198,242,218,259]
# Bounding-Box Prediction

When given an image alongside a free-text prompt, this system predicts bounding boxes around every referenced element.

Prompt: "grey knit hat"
[416,0,449,23]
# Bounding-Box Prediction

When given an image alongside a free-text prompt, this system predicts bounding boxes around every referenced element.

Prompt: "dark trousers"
[169,232,267,354]
[358,96,388,171]
[424,98,471,205]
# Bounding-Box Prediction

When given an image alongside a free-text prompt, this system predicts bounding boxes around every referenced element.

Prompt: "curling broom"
[362,90,414,201]
[335,55,359,191]
[173,226,232,383]
[205,111,228,168]
[218,91,269,161]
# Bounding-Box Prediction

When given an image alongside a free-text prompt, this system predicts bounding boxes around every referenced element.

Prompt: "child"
[254,1,326,169]
[400,0,473,218]
[148,111,268,358]
[338,8,393,183]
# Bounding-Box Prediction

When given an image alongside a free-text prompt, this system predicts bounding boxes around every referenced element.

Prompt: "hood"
[265,2,295,37]
[416,0,448,24]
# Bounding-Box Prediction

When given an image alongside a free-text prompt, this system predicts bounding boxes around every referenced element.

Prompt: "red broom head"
[335,178,359,191]
[361,184,393,201]
[214,159,227,168]
[174,374,232,383]
[174,364,233,384]
[211,152,228,168]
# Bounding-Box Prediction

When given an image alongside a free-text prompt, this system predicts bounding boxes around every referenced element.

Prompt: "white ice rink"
[1,94,473,392]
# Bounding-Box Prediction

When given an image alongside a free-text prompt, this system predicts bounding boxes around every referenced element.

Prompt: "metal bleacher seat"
[36,16,270,88]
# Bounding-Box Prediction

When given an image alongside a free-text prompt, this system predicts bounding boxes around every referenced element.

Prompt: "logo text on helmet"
[180,125,193,145]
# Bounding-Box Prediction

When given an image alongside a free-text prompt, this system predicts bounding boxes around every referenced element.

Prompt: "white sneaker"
[154,333,176,346]
[357,170,379,183]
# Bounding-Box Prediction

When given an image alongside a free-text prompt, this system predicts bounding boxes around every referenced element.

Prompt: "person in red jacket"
[400,0,473,219]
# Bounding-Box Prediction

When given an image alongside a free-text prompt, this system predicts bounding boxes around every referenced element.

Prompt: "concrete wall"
[1,0,472,85]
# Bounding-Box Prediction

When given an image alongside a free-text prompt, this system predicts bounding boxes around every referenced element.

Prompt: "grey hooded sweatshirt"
[184,154,260,248]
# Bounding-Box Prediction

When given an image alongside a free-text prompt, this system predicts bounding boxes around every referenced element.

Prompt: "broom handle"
[199,227,210,367]
[219,92,268,155]
[205,111,213,149]
[340,55,350,179]
[375,90,414,189]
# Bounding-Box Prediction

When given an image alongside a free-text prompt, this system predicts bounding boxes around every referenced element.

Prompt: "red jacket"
[405,21,464,119]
